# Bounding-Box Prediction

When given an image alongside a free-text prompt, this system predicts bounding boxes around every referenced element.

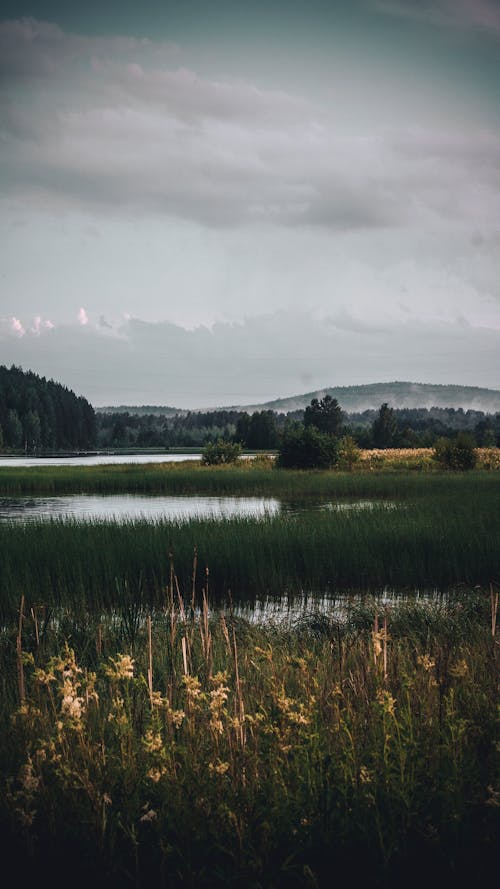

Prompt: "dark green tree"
[304,395,344,436]
[372,403,398,448]
[276,422,339,469]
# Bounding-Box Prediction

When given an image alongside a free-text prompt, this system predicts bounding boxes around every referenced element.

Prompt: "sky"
[1,0,500,408]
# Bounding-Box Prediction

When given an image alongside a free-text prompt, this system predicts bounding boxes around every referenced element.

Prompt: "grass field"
[0,454,498,887]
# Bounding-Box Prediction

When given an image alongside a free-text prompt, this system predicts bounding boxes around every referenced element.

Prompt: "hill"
[96,405,187,417]
[0,364,96,451]
[224,382,500,415]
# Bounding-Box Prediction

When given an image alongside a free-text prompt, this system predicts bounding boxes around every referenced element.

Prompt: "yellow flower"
[209,761,230,777]
[104,654,135,680]
[417,654,436,672]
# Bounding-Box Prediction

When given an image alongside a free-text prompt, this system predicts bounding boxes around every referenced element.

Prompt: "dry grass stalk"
[491,584,498,638]
[181,636,189,676]
[30,605,39,648]
[383,611,388,683]
[147,613,153,705]
[17,594,25,703]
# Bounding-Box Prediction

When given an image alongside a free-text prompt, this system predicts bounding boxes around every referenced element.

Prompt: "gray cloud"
[2,18,499,231]
[373,0,500,35]
[1,311,498,408]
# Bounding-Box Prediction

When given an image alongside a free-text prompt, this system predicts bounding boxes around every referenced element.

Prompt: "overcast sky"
[1,0,500,408]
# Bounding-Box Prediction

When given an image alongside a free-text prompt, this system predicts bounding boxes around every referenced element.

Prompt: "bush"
[433,433,477,470]
[201,439,242,465]
[275,422,339,469]
[338,434,362,471]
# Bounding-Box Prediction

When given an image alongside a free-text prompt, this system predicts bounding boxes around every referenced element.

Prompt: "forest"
[1,364,500,453]
[0,365,95,451]
[95,403,500,450]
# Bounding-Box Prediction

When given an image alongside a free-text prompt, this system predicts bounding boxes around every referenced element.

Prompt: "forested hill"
[0,365,96,452]
[228,381,500,414]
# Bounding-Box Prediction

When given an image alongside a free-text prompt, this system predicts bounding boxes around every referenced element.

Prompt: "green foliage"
[371,402,398,448]
[303,394,344,436]
[0,364,95,452]
[337,434,362,470]
[276,421,339,469]
[433,432,478,470]
[201,438,242,465]
[233,409,278,449]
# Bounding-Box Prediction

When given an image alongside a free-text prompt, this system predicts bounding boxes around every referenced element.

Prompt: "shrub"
[275,422,339,469]
[433,432,477,470]
[338,434,362,471]
[201,439,242,465]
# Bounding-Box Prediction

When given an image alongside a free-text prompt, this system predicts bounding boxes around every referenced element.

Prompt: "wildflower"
[359,765,373,785]
[104,654,135,680]
[61,691,84,721]
[209,760,230,777]
[376,689,396,716]
[486,786,500,807]
[140,808,157,823]
[147,767,167,783]
[210,671,229,685]
[170,709,185,728]
[449,659,469,678]
[143,729,164,753]
[150,690,165,709]
[182,675,202,699]
[417,654,435,672]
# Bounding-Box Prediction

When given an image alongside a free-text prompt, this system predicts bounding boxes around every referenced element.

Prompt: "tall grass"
[0,591,497,888]
[0,459,498,497]
[0,470,498,621]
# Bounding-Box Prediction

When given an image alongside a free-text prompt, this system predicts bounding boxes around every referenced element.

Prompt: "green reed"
[0,472,498,622]
[0,460,498,498]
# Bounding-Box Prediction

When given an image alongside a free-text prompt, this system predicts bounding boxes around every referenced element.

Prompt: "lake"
[0,452,203,468]
[0,493,397,522]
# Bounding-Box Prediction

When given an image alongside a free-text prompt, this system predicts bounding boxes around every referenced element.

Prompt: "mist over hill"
[97,382,500,417]
[225,382,500,415]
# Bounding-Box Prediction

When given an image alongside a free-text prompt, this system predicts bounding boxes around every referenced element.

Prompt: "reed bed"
[0,453,499,498]
[0,472,498,621]
[0,588,498,888]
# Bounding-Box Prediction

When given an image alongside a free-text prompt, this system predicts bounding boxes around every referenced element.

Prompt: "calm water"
[0,452,202,468]
[0,494,396,522]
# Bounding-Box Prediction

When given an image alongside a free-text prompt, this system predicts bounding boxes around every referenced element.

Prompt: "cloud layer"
[1,310,499,408]
[2,17,499,231]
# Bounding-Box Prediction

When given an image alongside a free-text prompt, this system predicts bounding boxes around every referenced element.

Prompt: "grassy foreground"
[1,592,498,888]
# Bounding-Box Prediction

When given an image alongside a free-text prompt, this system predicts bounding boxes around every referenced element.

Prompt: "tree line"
[1,364,499,454]
[0,365,96,452]
[95,401,500,450]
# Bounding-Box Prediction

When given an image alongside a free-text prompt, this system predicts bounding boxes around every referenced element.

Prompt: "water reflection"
[0,453,202,468]
[0,494,280,522]
[0,493,397,523]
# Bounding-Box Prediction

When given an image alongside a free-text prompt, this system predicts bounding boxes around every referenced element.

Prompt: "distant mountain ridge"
[96,382,500,416]
[233,382,500,414]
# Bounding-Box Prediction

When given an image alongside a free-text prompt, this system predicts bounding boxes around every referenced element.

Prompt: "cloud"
[373,0,500,36]
[0,17,177,78]
[10,316,25,336]
[78,307,88,325]
[1,311,498,408]
[2,18,499,232]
